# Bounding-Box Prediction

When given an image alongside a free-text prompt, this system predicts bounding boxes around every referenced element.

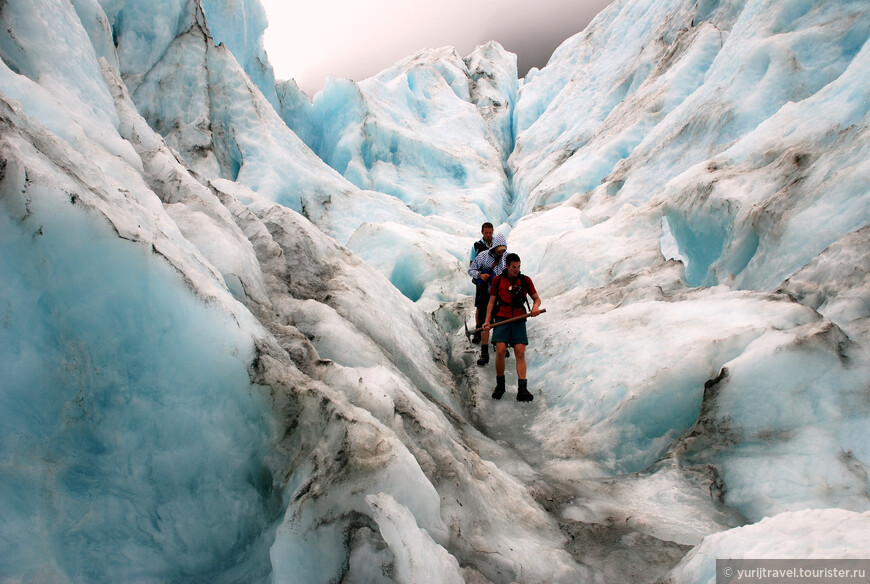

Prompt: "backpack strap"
[522,275,531,311]
[491,274,504,314]
[515,274,531,312]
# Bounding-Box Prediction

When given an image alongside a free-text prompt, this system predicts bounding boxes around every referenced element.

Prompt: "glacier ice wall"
[0,46,280,583]
[281,44,516,228]
[511,0,870,289]
[0,147,279,581]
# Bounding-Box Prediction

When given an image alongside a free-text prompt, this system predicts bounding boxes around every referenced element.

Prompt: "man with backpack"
[468,233,507,365]
[468,222,494,344]
[483,253,542,402]
[469,222,494,264]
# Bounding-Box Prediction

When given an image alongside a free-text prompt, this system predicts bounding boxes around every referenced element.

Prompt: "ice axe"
[464,309,547,339]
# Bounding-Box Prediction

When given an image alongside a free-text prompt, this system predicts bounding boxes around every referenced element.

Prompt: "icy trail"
[450,321,733,582]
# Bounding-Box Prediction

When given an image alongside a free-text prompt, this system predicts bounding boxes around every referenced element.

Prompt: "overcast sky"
[260,0,616,95]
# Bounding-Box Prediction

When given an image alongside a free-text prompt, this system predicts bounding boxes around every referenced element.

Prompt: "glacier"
[1,0,869,582]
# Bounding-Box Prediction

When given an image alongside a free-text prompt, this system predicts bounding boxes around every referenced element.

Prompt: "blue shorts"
[491,316,528,346]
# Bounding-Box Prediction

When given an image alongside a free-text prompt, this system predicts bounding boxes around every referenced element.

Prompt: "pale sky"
[260,0,616,95]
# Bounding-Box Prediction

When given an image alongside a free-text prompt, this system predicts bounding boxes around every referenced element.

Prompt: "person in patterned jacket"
[468,222,494,344]
[467,232,507,365]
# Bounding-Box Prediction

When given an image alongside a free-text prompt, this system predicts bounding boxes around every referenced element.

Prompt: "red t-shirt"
[489,274,536,319]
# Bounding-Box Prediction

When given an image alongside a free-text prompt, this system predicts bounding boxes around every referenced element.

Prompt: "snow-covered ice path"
[448,316,703,582]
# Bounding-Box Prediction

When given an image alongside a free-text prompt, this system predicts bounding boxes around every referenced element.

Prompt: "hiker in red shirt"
[483,253,542,402]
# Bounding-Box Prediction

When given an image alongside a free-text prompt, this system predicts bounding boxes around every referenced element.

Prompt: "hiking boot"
[516,379,533,402]
[477,347,489,366]
[492,376,506,399]
[471,331,482,344]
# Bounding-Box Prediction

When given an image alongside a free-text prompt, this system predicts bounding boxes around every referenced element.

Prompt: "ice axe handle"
[466,308,546,337]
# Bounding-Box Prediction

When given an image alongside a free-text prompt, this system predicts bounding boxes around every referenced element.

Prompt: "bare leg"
[495,342,507,377]
[514,344,526,379]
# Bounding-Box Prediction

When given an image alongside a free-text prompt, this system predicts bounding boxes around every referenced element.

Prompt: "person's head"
[505,253,521,277]
[490,233,507,258]
[481,222,494,242]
